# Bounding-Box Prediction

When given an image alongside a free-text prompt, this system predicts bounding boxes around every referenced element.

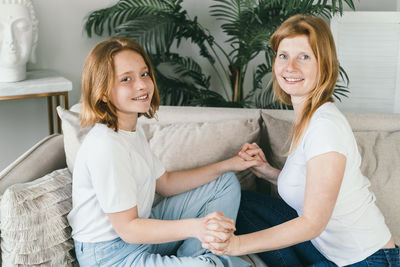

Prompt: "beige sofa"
[0,104,399,266]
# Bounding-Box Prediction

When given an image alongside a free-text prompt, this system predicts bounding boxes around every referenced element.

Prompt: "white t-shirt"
[67,123,165,243]
[278,102,391,266]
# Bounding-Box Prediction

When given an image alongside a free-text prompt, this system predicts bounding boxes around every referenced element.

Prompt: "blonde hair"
[270,14,339,153]
[80,37,160,131]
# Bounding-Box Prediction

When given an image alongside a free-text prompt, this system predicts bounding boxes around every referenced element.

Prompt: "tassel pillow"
[0,168,74,266]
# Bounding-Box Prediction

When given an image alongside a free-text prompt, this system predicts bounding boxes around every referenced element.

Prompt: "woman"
[203,14,399,266]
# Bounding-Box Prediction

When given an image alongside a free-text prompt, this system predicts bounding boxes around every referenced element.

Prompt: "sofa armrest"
[0,134,66,195]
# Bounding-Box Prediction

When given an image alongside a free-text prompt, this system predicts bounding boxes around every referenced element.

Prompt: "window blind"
[330,12,400,113]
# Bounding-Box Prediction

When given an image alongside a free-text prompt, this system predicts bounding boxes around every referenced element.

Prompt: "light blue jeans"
[73,172,251,267]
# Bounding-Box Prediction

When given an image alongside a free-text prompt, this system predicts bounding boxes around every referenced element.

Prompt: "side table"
[0,70,73,134]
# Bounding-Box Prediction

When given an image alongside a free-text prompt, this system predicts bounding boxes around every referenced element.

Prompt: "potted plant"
[85,0,355,108]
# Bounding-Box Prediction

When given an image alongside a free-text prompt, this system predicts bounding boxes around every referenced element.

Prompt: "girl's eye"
[142,71,150,77]
[121,77,131,82]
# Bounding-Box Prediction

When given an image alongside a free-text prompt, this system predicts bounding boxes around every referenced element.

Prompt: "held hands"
[196,212,237,255]
[237,143,277,181]
[225,144,266,172]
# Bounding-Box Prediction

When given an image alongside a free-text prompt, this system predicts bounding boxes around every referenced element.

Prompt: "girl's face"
[274,35,318,105]
[108,49,154,130]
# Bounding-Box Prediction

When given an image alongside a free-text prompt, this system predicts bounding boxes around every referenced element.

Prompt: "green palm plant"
[85,0,355,108]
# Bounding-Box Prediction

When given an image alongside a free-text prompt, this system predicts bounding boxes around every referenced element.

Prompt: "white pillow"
[0,168,74,266]
[56,106,92,173]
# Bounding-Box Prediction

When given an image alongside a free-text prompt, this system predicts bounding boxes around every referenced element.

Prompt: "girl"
[67,37,255,267]
[205,14,399,266]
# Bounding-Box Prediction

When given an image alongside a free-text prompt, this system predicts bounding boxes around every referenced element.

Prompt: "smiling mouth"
[284,77,304,82]
[132,94,149,101]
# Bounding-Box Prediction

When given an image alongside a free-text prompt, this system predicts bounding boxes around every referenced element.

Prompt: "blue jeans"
[73,172,251,267]
[311,246,400,267]
[236,190,400,267]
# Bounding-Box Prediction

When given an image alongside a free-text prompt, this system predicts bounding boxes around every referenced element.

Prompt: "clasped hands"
[198,143,268,255]
[196,211,236,255]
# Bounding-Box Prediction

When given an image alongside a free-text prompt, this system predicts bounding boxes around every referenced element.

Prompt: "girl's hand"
[224,154,264,172]
[195,212,235,244]
[202,233,240,256]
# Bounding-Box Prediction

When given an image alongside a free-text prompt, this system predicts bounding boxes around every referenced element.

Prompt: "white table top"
[0,70,72,97]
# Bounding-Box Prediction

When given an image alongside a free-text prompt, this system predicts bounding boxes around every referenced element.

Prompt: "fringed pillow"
[0,168,74,266]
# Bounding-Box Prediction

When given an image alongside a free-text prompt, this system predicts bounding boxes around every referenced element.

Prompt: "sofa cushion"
[260,111,400,244]
[0,168,74,266]
[260,113,291,169]
[355,130,400,243]
[143,118,260,190]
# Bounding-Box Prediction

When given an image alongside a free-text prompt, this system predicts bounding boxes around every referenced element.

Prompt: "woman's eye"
[278,54,287,59]
[142,71,150,77]
[300,55,310,60]
[121,77,131,82]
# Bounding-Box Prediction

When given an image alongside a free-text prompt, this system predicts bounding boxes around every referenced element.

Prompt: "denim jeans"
[236,190,400,267]
[73,172,251,267]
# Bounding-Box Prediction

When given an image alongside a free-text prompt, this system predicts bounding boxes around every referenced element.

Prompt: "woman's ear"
[102,95,107,103]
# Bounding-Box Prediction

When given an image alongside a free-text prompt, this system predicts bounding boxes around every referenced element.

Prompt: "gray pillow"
[0,168,75,266]
[354,130,400,244]
[260,112,291,169]
[144,119,261,191]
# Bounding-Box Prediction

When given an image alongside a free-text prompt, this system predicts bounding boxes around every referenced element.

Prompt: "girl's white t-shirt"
[278,102,391,266]
[67,123,165,243]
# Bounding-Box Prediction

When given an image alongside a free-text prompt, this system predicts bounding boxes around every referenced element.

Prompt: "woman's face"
[274,35,318,105]
[0,4,33,68]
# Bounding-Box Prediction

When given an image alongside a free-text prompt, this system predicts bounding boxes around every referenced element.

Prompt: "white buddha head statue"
[0,0,38,82]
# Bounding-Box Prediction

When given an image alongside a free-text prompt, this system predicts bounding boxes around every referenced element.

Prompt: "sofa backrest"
[140,105,261,124]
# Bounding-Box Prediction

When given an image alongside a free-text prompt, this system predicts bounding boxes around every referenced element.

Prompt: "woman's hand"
[195,212,235,245]
[238,142,267,162]
[238,143,280,182]
[202,233,240,256]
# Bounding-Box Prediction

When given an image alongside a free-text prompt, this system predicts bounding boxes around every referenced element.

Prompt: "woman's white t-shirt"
[67,123,165,243]
[278,102,391,266]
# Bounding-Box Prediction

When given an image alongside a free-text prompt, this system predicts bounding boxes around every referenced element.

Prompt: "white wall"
[0,0,115,170]
[0,0,398,171]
